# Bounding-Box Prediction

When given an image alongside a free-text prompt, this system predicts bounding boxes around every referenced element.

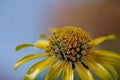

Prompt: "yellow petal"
[15,43,33,51]
[14,53,48,70]
[62,62,74,80]
[90,34,116,46]
[93,50,120,67]
[34,40,49,49]
[45,61,65,80]
[89,52,120,68]
[101,58,120,68]
[93,50,120,59]
[85,58,113,80]
[75,62,94,80]
[24,56,57,80]
[97,60,118,80]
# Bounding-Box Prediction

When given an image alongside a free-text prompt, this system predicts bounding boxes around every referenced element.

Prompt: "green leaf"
[15,43,33,51]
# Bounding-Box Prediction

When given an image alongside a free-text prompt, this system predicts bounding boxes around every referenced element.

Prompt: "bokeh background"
[0,0,120,80]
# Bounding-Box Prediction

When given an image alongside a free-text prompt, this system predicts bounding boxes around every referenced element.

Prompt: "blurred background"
[0,0,120,80]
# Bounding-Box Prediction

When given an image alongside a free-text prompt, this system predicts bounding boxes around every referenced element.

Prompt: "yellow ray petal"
[15,43,33,51]
[62,62,74,80]
[45,61,65,80]
[85,58,113,80]
[90,34,116,46]
[93,50,120,67]
[101,59,120,68]
[14,53,48,70]
[93,50,120,59]
[89,52,120,68]
[97,60,118,80]
[24,56,57,80]
[34,40,49,49]
[102,59,120,68]
[75,62,94,80]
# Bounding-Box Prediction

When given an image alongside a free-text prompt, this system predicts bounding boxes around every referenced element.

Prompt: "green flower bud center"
[48,26,93,62]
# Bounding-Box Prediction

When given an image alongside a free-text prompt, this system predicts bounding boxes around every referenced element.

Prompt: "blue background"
[0,0,120,80]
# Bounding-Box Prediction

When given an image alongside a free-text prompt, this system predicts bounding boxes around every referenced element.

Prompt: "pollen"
[48,26,93,62]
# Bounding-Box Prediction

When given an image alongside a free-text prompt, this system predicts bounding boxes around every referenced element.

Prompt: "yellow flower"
[14,26,120,80]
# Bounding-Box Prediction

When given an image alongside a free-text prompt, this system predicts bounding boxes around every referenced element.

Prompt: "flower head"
[14,26,120,80]
[48,27,93,62]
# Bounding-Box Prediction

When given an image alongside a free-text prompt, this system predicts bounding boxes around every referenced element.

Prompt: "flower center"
[48,26,93,62]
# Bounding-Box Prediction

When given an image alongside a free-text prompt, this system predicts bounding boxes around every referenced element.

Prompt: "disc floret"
[48,26,93,62]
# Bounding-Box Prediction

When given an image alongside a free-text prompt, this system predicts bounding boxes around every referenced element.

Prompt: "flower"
[14,26,120,80]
